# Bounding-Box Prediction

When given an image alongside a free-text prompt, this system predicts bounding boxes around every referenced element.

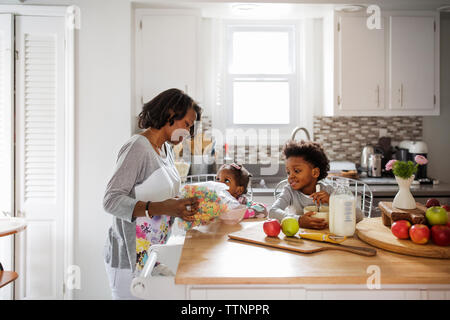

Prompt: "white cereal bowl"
[303,205,329,222]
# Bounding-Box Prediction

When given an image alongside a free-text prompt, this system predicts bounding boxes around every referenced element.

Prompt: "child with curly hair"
[270,140,363,230]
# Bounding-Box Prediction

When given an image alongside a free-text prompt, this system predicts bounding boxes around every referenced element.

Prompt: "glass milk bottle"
[329,184,356,237]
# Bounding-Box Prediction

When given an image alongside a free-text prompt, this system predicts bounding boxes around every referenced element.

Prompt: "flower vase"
[392,175,416,209]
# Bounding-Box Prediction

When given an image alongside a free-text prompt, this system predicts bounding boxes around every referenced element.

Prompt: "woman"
[103,88,201,299]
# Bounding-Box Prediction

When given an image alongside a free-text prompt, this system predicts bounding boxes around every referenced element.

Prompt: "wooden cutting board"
[228,223,376,257]
[356,217,450,259]
[379,201,427,227]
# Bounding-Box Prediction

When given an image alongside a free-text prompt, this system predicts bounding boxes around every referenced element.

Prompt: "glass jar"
[329,183,356,237]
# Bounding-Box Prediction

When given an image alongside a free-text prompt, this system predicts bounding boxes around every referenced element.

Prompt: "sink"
[240,163,287,190]
[251,179,285,189]
[0,217,27,237]
[243,163,286,178]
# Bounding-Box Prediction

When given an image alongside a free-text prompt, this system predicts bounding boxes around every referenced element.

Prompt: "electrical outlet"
[379,128,387,137]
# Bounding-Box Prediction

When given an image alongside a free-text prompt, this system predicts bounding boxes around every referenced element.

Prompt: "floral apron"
[134,148,180,272]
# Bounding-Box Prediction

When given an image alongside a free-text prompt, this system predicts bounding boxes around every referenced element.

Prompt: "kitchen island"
[175,219,450,299]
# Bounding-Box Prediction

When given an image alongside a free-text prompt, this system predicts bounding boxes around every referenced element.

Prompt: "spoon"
[315,184,321,211]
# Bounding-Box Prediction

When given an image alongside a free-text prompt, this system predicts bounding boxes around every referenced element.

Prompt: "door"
[337,15,385,112]
[389,16,436,110]
[0,13,14,300]
[14,15,66,299]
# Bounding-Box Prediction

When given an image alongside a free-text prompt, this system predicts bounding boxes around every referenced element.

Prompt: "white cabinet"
[331,12,439,116]
[389,16,437,112]
[335,16,386,113]
[135,9,200,117]
[186,284,450,300]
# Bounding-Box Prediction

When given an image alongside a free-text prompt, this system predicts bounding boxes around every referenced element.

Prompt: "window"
[226,24,296,126]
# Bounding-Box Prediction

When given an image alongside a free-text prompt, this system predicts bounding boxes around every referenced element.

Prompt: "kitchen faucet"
[291,127,311,141]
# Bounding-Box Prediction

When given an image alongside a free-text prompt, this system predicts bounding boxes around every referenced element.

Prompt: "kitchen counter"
[252,182,450,198]
[370,182,450,197]
[176,219,450,286]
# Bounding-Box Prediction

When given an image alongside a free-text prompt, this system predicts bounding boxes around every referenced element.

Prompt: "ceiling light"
[231,3,260,12]
[334,5,366,12]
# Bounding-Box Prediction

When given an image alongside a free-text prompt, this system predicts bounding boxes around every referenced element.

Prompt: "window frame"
[225,23,298,129]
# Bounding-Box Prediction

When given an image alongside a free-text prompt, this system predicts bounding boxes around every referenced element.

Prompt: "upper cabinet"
[389,16,437,112]
[134,9,200,117]
[331,11,439,116]
[335,16,386,113]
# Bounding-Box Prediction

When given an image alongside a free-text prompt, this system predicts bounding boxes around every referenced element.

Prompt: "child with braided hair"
[216,163,268,219]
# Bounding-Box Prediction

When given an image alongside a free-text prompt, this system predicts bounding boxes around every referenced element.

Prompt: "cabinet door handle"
[376,85,380,108]
[400,83,404,107]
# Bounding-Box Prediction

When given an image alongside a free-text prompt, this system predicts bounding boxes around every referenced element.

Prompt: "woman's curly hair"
[282,140,330,181]
[138,88,202,137]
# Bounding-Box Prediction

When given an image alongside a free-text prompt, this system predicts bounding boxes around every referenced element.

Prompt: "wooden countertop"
[175,219,450,285]
[0,217,27,238]
[0,271,18,289]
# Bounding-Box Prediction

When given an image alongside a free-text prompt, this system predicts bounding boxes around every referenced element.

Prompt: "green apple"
[425,206,448,226]
[281,217,299,237]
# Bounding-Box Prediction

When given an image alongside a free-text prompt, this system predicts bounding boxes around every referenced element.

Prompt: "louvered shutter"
[14,16,65,299]
[23,32,58,200]
[0,13,14,300]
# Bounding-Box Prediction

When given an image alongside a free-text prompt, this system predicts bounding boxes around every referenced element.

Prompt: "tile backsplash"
[313,116,423,164]
[199,116,422,166]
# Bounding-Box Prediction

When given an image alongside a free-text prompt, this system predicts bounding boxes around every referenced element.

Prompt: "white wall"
[73,0,132,300]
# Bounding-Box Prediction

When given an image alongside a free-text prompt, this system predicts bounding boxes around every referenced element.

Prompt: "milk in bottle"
[329,184,356,237]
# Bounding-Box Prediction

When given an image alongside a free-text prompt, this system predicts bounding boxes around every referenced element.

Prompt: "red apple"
[409,224,430,244]
[263,219,281,237]
[431,225,450,246]
[391,220,411,239]
[442,205,450,224]
[426,198,440,208]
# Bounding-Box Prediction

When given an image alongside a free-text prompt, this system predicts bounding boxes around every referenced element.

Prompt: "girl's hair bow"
[230,163,242,170]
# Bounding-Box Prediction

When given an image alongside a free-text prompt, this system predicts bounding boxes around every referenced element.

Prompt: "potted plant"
[385,155,428,209]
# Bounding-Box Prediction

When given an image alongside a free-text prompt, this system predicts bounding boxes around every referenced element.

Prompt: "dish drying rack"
[131,173,255,299]
[274,176,374,218]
